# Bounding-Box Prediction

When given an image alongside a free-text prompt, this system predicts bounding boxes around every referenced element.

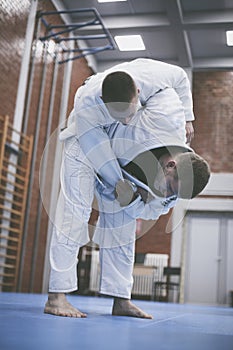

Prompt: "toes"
[44,306,87,318]
[65,309,86,318]
[137,310,153,319]
[136,311,153,319]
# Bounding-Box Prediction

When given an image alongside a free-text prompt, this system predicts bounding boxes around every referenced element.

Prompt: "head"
[154,152,211,199]
[102,71,139,124]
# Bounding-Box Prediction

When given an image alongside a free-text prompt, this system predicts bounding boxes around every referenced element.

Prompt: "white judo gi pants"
[49,136,138,298]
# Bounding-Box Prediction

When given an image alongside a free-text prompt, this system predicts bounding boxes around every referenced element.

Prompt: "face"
[106,94,139,125]
[154,162,179,198]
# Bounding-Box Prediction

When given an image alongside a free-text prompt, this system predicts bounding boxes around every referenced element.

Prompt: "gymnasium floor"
[0,293,233,350]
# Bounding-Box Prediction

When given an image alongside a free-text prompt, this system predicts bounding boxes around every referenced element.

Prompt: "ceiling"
[52,0,233,71]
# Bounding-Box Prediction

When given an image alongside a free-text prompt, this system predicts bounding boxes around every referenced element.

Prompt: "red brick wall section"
[0,0,31,123]
[135,212,172,256]
[192,71,233,172]
[68,57,94,117]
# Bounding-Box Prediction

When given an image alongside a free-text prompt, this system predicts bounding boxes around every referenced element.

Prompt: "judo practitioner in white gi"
[44,59,207,318]
[92,88,210,317]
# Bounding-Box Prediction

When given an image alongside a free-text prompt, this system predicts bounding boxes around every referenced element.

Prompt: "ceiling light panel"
[114,35,146,51]
[226,31,233,46]
[98,0,127,3]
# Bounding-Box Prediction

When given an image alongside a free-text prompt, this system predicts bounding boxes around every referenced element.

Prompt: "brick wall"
[135,213,172,256]
[192,71,233,172]
[0,0,31,123]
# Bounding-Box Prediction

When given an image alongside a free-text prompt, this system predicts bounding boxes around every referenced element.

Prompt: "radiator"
[132,266,156,296]
[89,251,169,297]
[144,253,169,281]
[89,250,100,292]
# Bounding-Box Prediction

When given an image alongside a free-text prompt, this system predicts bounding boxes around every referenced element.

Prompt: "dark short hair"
[102,71,137,104]
[175,153,210,199]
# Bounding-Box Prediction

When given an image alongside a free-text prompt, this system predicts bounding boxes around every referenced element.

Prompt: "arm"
[140,61,195,144]
[78,126,124,187]
[135,59,195,123]
[166,66,194,123]
[78,123,139,205]
[155,63,195,143]
[118,190,173,221]
[74,97,123,187]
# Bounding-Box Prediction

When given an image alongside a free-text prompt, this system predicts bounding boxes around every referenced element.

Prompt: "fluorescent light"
[98,0,127,3]
[115,35,146,51]
[226,31,233,46]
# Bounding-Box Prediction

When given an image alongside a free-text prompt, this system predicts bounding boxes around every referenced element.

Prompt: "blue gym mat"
[0,293,233,350]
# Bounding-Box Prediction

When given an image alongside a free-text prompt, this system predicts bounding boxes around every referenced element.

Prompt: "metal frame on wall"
[37,7,116,64]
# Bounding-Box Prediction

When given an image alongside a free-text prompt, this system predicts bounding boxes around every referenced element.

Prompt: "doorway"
[184,212,233,305]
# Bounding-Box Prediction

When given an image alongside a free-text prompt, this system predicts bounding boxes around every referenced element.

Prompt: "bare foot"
[44,293,87,318]
[112,298,153,319]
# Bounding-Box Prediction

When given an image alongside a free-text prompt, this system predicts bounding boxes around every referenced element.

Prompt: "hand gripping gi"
[115,179,138,207]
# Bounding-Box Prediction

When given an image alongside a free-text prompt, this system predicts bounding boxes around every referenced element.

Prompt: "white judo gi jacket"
[60,58,194,187]
[93,86,192,253]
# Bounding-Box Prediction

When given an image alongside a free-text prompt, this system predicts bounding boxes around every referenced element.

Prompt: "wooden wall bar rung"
[0,176,25,190]
[0,205,22,217]
[2,166,27,182]
[0,273,15,278]
[0,225,22,234]
[0,244,18,251]
[0,116,33,291]
[0,216,21,226]
[0,253,17,260]
[0,185,24,200]
[0,235,20,243]
[7,124,32,140]
[5,138,31,153]
[0,282,15,287]
[4,159,27,174]
[0,263,16,269]
[0,196,23,208]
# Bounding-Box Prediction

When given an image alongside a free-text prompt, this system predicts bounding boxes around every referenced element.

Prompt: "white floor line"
[138,313,187,328]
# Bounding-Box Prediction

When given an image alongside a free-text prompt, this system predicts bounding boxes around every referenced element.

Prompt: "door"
[184,212,233,305]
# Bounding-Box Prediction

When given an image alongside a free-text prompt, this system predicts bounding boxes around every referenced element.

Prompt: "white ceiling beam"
[184,22,233,31]
[96,57,180,72]
[69,10,233,32]
[193,57,233,70]
[165,0,193,68]
[101,13,169,29]
[90,57,233,72]
[183,10,233,25]
[72,13,169,31]
[51,0,73,24]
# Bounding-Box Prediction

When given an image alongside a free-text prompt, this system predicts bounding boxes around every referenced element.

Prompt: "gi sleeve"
[78,126,124,187]
[140,59,195,122]
[73,96,124,187]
